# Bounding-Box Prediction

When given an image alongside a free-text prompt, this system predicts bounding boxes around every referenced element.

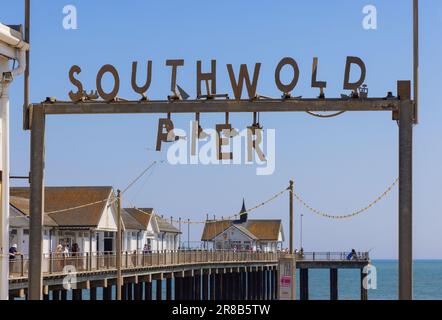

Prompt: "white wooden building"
[201,200,284,252]
[123,208,180,252]
[9,186,182,260]
[9,186,118,255]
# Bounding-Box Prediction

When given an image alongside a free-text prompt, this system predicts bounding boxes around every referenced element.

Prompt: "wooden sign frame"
[25,80,414,301]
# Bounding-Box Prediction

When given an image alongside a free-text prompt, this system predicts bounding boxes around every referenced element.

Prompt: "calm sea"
[49,260,442,300]
[297,260,442,300]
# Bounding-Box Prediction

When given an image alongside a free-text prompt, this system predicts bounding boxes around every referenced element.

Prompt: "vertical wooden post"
[273,268,278,300]
[330,268,338,300]
[156,279,162,300]
[116,190,122,300]
[223,271,229,300]
[300,268,309,300]
[23,0,30,130]
[289,180,294,253]
[72,289,82,301]
[398,81,413,300]
[28,105,45,300]
[195,273,201,300]
[361,268,368,301]
[202,272,208,300]
[247,270,252,300]
[242,270,248,300]
[413,0,419,123]
[266,269,271,300]
[52,290,60,301]
[215,273,222,300]
[174,277,180,300]
[90,287,97,301]
[127,283,133,300]
[209,273,215,300]
[144,281,152,300]
[166,277,172,300]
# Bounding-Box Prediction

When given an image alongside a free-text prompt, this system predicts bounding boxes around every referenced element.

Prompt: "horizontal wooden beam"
[33,98,400,116]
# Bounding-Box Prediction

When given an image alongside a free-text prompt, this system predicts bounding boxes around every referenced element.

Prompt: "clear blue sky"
[1,0,441,258]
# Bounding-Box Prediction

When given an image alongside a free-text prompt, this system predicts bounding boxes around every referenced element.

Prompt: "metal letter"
[131,61,152,97]
[96,64,120,102]
[197,60,216,97]
[343,56,366,91]
[166,59,184,92]
[227,63,261,100]
[275,57,299,94]
[68,65,83,101]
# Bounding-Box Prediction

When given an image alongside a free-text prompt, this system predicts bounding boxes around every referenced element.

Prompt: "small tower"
[234,198,248,224]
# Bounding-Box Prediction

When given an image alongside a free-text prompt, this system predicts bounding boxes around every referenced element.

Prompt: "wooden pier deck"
[8,250,370,300]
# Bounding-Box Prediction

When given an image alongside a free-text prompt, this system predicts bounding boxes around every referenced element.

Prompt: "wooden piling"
[330,268,338,300]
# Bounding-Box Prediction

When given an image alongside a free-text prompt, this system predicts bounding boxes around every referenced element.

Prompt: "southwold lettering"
[68,56,366,102]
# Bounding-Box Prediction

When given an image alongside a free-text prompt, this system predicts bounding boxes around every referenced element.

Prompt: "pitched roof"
[201,220,231,241]
[10,196,58,227]
[121,209,145,230]
[243,220,282,241]
[10,187,113,228]
[155,216,180,233]
[124,208,153,228]
[233,224,258,240]
[201,219,282,241]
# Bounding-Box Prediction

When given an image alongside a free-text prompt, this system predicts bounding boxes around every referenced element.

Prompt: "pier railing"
[296,251,369,261]
[9,250,369,278]
[9,250,281,277]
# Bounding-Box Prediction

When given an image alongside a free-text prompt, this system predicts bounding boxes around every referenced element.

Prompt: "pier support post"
[361,268,368,301]
[215,273,222,300]
[241,271,247,300]
[90,287,97,301]
[249,270,254,300]
[195,274,201,300]
[262,269,267,300]
[209,273,215,300]
[127,283,133,300]
[202,272,209,300]
[300,268,309,300]
[257,269,263,300]
[262,269,266,300]
[174,277,180,300]
[235,271,241,300]
[183,276,190,300]
[398,81,413,300]
[135,282,142,300]
[122,283,128,300]
[166,277,172,300]
[188,276,195,300]
[221,272,228,300]
[247,270,253,300]
[72,289,82,301]
[330,268,338,300]
[28,105,45,300]
[145,281,152,300]
[273,268,278,300]
[156,279,162,300]
[102,286,111,300]
[267,269,272,300]
[52,290,60,301]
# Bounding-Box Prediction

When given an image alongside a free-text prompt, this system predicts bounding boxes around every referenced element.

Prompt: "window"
[23,229,29,235]
[104,232,114,238]
[10,229,17,235]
